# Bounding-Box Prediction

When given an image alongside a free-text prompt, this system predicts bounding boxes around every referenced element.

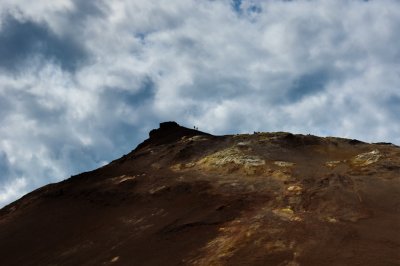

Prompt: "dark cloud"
[384,95,400,120]
[66,0,106,27]
[107,77,156,107]
[287,70,331,102]
[97,78,157,151]
[232,0,242,13]
[0,152,10,183]
[0,15,88,72]
[231,0,262,16]
[0,94,12,118]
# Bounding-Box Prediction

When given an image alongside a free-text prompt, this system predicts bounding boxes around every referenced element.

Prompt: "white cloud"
[0,178,28,207]
[1,0,400,207]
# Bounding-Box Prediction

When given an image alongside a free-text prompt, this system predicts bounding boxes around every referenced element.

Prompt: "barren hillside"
[0,122,399,265]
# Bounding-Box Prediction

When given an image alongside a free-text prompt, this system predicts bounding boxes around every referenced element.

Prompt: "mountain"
[0,121,399,266]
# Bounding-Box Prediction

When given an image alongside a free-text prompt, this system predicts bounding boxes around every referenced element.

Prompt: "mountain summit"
[1,122,399,265]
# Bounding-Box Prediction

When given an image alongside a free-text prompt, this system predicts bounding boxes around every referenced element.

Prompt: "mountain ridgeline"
[0,122,399,265]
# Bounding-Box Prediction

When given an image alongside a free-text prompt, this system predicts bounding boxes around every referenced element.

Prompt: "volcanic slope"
[1,122,399,266]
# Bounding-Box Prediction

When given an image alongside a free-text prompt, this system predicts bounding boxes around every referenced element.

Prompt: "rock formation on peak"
[0,123,399,266]
[137,122,210,149]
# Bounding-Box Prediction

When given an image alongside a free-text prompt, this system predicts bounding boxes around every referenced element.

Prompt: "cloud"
[1,0,400,207]
[0,15,88,72]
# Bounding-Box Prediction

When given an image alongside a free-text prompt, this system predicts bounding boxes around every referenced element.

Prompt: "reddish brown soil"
[0,122,399,265]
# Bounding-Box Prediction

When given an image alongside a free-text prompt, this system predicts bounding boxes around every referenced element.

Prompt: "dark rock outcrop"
[136,121,210,150]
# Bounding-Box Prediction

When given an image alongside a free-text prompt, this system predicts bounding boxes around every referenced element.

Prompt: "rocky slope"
[0,122,399,266]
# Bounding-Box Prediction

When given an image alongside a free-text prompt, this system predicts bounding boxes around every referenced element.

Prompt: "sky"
[0,0,400,207]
